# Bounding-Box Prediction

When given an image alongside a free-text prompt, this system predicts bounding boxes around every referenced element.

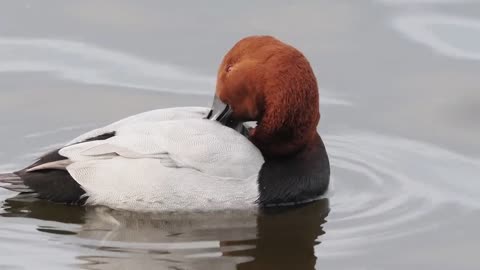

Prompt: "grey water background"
[0,1,479,269]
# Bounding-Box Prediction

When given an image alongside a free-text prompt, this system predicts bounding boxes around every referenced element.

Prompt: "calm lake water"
[1,1,480,269]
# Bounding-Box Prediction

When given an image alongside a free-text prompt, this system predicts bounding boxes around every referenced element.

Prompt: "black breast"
[257,136,330,207]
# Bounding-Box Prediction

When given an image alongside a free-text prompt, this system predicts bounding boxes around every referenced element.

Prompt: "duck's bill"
[206,96,231,123]
[206,96,243,132]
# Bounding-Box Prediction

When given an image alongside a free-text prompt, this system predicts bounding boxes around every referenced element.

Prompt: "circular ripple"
[317,132,480,257]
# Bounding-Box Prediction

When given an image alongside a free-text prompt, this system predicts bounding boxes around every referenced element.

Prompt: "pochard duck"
[0,36,330,211]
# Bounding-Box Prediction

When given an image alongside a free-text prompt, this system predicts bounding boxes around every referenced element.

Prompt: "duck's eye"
[226,65,233,73]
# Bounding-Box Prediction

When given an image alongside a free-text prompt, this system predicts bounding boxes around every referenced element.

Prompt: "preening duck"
[0,36,330,211]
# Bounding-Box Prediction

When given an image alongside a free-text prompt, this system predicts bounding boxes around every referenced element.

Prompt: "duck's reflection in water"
[227,201,329,270]
[1,197,329,270]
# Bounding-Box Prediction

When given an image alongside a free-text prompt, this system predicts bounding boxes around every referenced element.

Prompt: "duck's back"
[4,107,265,211]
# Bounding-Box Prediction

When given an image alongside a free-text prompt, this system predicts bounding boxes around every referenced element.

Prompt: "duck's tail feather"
[0,173,32,193]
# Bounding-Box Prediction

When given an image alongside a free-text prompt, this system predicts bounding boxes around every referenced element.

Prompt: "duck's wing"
[4,107,264,210]
[59,119,264,211]
[67,106,209,146]
[1,107,208,204]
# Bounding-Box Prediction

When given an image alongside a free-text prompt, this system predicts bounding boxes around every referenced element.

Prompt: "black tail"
[0,132,115,204]
[0,173,32,193]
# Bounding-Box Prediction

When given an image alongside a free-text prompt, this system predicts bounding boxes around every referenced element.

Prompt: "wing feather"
[7,107,263,210]
[58,118,264,211]
[67,107,209,146]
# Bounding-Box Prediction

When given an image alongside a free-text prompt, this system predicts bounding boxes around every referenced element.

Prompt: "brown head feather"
[216,36,320,158]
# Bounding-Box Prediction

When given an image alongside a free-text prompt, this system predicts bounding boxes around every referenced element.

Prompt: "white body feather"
[57,107,264,211]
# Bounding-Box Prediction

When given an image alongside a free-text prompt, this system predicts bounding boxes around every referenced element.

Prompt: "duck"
[0,35,330,211]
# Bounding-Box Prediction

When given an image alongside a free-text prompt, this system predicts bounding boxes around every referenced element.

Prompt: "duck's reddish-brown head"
[209,35,320,158]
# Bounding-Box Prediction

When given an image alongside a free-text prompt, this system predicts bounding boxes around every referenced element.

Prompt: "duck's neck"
[250,119,320,159]
[249,78,321,158]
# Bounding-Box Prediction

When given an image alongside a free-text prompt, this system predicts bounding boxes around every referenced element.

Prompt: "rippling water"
[1,1,479,269]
